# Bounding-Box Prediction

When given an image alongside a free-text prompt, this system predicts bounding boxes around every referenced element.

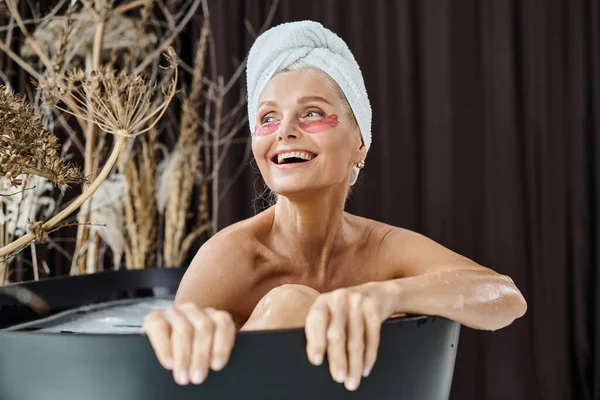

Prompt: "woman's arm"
[372,227,527,330]
[143,228,254,386]
[304,226,527,392]
[174,228,254,325]
[360,269,526,331]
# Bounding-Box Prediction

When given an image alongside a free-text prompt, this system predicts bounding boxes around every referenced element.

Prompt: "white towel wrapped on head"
[246,20,372,185]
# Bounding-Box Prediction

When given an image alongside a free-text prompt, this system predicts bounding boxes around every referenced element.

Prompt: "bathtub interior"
[4,296,175,334]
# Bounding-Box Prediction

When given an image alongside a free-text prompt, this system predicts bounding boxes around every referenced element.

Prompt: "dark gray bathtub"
[0,268,460,400]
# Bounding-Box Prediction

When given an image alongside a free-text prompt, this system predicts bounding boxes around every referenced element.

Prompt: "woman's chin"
[268,179,350,200]
[268,178,324,198]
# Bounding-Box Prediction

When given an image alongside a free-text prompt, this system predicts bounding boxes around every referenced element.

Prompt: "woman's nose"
[276,119,301,141]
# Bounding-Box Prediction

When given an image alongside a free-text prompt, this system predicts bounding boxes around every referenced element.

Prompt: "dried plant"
[0,48,179,262]
[124,128,157,269]
[1,175,56,285]
[0,0,279,281]
[158,0,280,267]
[53,47,177,139]
[138,0,154,33]
[32,0,198,275]
[0,86,85,188]
[162,20,209,267]
[39,5,77,109]
[85,172,126,271]
[1,176,57,239]
[21,12,157,61]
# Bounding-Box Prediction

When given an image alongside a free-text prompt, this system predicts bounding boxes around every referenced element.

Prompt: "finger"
[206,308,237,371]
[326,294,348,384]
[165,308,194,385]
[345,294,365,391]
[362,298,382,378]
[142,312,173,370]
[305,301,330,366]
[178,304,213,385]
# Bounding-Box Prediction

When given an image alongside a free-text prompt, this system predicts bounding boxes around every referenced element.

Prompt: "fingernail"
[345,378,358,391]
[313,353,323,365]
[362,366,371,377]
[190,369,207,384]
[211,358,226,371]
[336,370,346,383]
[165,357,173,370]
[179,371,189,385]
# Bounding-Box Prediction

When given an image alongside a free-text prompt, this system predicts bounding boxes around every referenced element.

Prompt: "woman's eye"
[261,115,277,124]
[305,110,324,118]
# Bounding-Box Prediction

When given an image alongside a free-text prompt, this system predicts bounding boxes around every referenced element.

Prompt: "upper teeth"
[277,151,314,164]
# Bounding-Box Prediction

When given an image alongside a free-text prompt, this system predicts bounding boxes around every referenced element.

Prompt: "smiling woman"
[141,20,527,392]
[251,68,365,197]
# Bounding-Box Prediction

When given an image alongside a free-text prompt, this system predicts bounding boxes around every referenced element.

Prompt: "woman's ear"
[355,130,367,161]
[358,145,367,164]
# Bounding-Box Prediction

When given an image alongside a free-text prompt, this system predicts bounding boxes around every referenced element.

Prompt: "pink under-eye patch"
[299,114,339,133]
[252,122,280,137]
[251,113,339,137]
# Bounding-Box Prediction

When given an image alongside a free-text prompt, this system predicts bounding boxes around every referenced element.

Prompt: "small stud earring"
[356,161,365,169]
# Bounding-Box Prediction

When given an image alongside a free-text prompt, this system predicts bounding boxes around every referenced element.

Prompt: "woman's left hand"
[304,284,395,391]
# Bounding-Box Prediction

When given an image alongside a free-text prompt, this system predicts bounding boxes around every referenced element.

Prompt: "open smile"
[270,150,318,169]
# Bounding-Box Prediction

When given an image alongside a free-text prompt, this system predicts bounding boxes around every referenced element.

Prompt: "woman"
[142,21,527,392]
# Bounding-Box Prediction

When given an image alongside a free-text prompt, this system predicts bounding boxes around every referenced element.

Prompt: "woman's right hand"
[142,303,237,386]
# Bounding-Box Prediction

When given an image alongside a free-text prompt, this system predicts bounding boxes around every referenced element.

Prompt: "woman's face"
[251,69,365,197]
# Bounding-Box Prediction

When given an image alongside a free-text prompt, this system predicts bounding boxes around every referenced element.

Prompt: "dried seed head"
[55,47,179,138]
[0,86,86,187]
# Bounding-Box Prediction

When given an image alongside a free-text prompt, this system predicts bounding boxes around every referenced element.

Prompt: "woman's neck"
[271,187,349,271]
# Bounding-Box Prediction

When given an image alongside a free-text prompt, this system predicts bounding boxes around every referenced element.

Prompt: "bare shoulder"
[349,215,487,278]
[344,213,395,245]
[174,213,267,311]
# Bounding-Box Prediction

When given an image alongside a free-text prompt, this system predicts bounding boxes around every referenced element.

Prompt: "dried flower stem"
[123,157,138,269]
[0,201,6,284]
[134,0,200,74]
[47,48,179,271]
[0,186,36,197]
[5,0,52,68]
[31,243,39,281]
[110,0,149,17]
[211,77,224,234]
[47,237,75,262]
[0,13,88,134]
[77,11,108,275]
[84,12,109,274]
[155,0,175,29]
[80,0,101,20]
[162,21,208,267]
[0,39,40,80]
[73,0,110,274]
[0,135,127,259]
[15,166,75,185]
[53,110,85,154]
[124,133,157,269]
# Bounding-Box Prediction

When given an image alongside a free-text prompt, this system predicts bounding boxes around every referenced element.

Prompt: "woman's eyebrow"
[297,96,331,105]
[257,96,331,109]
[258,100,277,109]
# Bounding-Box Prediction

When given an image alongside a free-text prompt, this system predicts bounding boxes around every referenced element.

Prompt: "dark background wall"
[2,1,599,399]
[206,1,600,399]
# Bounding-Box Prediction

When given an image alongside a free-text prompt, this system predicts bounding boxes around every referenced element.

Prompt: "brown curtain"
[2,1,599,399]
[204,1,600,399]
